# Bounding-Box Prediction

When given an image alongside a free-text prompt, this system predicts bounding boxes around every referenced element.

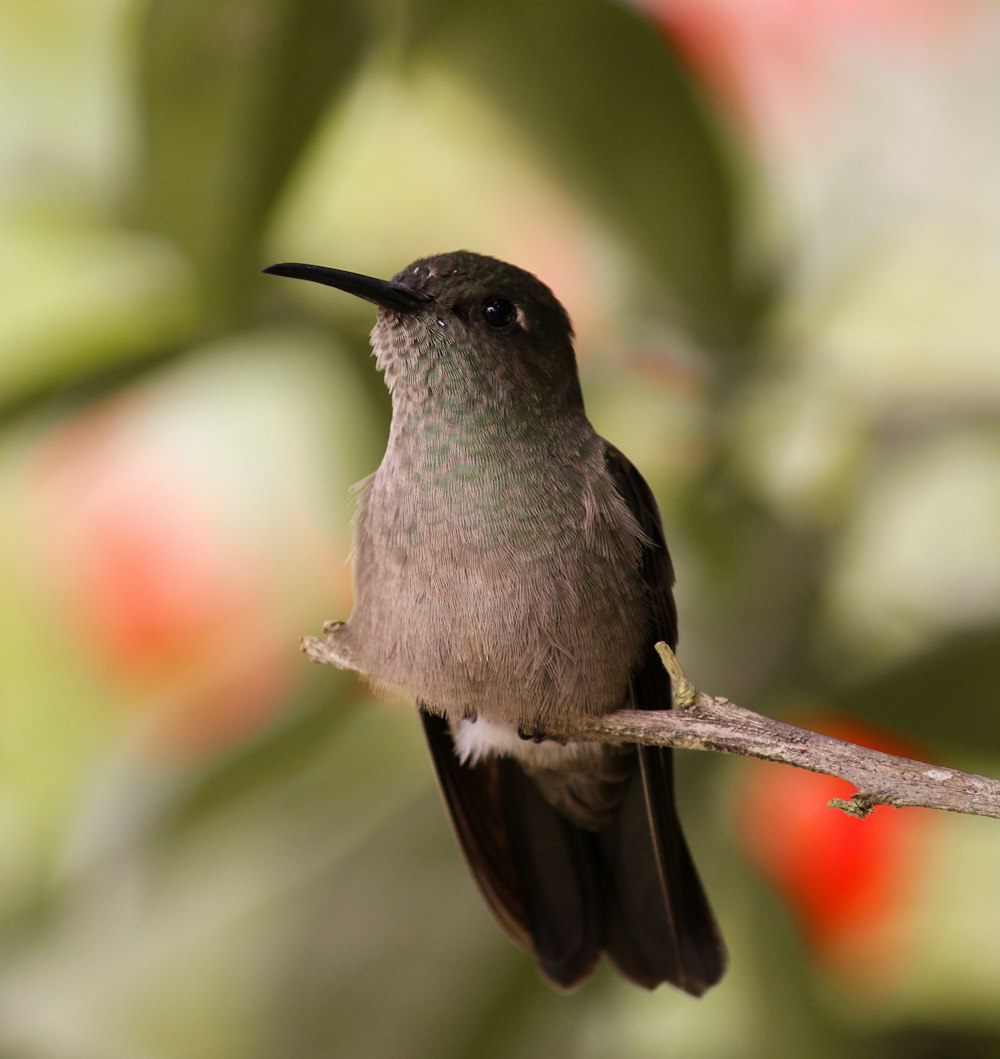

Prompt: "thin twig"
[542,643,1000,820]
[304,631,1000,821]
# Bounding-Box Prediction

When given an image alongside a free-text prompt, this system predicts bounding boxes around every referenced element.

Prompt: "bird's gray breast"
[346,437,650,727]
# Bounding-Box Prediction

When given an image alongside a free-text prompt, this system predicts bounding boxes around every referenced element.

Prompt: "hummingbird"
[264,251,725,994]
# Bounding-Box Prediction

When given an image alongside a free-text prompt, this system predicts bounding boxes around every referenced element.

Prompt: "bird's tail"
[421,710,726,992]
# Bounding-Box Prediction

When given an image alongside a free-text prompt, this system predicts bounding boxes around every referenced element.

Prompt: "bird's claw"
[517,724,546,743]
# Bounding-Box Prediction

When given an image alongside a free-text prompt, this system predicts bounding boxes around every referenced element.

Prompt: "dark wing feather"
[420,710,603,989]
[603,443,678,654]
[603,442,727,994]
[419,710,530,948]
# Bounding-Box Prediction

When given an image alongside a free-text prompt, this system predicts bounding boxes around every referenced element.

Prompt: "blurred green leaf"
[132,0,377,325]
[835,626,1000,758]
[0,203,195,413]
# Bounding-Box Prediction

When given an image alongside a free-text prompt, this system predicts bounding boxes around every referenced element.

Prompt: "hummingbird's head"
[264,251,583,410]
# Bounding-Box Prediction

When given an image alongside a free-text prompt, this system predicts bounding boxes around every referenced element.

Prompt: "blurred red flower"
[736,711,937,985]
[21,394,299,757]
[632,0,975,154]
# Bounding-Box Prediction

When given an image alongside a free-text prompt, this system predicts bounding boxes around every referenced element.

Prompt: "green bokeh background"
[2,2,1000,1056]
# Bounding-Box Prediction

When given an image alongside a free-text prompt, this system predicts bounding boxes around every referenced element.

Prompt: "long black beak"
[263,262,429,312]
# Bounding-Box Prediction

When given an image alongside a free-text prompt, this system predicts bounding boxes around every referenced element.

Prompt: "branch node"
[654,642,698,709]
[828,793,876,819]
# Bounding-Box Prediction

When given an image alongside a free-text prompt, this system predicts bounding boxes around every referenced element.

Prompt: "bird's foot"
[301,620,361,672]
[516,724,547,743]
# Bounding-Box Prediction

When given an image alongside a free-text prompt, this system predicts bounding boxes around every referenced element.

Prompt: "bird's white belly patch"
[453,717,526,764]
[452,716,585,768]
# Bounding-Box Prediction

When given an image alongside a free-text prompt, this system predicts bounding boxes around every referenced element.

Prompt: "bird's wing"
[602,442,679,652]
[601,442,727,994]
[420,710,604,989]
[417,445,725,994]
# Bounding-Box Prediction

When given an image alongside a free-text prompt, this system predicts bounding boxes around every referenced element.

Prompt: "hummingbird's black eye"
[481,298,517,331]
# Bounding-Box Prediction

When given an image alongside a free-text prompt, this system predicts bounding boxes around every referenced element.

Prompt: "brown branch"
[304,631,1000,820]
[541,643,1000,820]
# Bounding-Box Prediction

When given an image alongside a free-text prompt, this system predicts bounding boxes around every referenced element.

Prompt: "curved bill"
[263,262,429,312]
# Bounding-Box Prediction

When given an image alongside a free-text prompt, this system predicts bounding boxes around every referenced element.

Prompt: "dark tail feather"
[420,710,531,949]
[602,746,726,994]
[421,710,603,990]
[497,760,603,988]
